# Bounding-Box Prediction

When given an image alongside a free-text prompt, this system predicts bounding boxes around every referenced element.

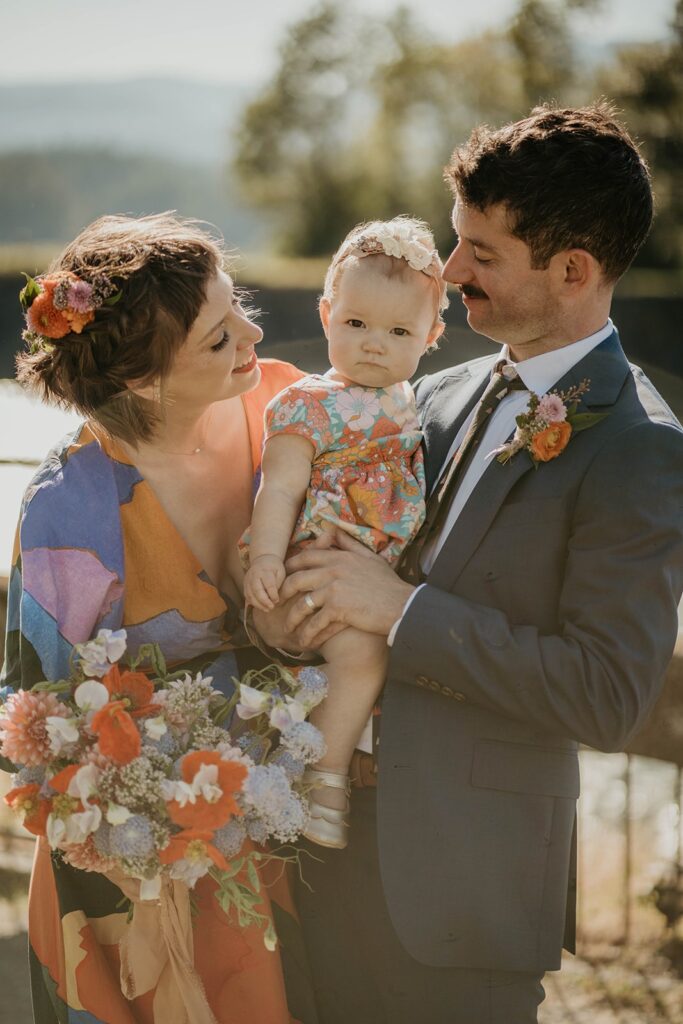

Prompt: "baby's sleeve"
[264,382,333,458]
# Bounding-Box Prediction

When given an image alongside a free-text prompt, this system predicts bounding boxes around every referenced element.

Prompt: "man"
[263,104,683,1022]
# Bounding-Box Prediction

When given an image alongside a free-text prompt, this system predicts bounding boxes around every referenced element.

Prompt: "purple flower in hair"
[66,280,95,313]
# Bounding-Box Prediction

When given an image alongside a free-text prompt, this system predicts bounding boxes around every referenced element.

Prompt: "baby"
[242,217,448,848]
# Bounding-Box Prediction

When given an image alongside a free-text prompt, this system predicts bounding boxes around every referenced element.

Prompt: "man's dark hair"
[444,102,653,282]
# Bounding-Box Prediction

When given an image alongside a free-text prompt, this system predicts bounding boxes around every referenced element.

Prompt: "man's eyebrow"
[466,235,500,254]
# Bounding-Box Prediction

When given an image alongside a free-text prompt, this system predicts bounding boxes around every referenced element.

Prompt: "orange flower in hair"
[26,279,72,339]
[91,700,141,764]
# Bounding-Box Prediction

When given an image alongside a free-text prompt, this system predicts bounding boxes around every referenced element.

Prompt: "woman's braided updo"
[16,213,225,444]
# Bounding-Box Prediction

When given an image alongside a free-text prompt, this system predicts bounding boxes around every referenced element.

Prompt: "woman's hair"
[322,216,449,334]
[16,212,226,444]
[444,102,653,282]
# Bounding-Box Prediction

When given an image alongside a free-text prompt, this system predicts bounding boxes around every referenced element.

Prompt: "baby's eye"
[392,327,409,337]
[211,330,230,352]
[347,319,365,328]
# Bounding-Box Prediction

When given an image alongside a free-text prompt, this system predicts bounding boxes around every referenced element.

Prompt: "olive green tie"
[399,363,526,583]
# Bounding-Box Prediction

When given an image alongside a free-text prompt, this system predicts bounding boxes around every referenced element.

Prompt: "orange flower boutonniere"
[491,380,608,466]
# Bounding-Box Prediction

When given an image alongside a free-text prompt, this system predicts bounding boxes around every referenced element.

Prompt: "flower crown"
[20,271,120,352]
[341,221,449,312]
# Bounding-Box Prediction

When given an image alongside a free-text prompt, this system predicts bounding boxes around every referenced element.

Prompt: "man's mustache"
[459,284,488,299]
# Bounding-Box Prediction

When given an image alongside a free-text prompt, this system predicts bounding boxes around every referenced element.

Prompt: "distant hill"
[0,78,252,165]
[0,79,273,247]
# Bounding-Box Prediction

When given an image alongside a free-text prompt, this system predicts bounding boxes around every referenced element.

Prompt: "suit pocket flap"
[471,739,580,798]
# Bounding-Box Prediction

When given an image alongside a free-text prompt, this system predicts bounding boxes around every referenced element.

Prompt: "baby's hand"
[244,555,287,612]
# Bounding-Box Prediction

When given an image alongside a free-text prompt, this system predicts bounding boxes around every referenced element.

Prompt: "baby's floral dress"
[257,371,426,565]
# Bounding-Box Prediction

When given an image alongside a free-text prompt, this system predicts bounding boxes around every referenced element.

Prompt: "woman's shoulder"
[256,358,307,402]
[18,421,132,546]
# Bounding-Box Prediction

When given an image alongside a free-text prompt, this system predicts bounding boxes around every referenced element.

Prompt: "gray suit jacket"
[379,330,683,972]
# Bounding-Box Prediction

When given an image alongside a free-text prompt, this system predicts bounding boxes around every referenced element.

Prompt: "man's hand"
[279,529,415,649]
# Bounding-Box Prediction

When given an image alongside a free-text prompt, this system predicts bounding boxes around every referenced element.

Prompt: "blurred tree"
[509,0,604,106]
[234,0,681,269]
[594,0,683,268]
[234,2,370,254]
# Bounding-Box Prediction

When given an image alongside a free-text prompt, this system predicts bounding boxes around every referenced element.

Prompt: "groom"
[265,104,683,1022]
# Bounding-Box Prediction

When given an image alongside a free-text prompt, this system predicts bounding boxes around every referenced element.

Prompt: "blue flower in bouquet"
[15,764,46,786]
[109,814,155,860]
[269,748,305,781]
[213,818,247,859]
[243,764,308,842]
[294,667,329,709]
[281,722,326,765]
[0,685,15,704]
[93,821,113,857]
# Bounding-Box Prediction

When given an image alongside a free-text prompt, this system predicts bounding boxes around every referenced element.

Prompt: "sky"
[0,0,677,85]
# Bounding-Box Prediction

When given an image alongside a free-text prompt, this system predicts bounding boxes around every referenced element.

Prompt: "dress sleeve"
[1,433,125,697]
[264,381,333,458]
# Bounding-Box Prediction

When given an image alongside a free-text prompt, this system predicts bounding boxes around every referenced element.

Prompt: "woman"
[1,213,316,1024]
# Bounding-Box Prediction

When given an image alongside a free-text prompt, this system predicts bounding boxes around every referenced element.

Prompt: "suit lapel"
[426,330,630,590]
[419,361,495,495]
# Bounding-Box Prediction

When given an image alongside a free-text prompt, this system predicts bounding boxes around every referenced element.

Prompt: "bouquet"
[0,629,328,952]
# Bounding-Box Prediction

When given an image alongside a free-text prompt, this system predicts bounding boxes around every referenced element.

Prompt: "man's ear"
[319,297,331,338]
[560,249,601,290]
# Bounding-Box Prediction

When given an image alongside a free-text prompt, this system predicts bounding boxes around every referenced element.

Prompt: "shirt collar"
[499,319,614,395]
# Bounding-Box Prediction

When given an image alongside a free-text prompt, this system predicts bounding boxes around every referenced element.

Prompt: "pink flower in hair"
[66,280,95,313]
[536,394,567,423]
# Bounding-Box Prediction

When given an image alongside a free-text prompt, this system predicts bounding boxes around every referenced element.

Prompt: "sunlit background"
[1,2,683,1020]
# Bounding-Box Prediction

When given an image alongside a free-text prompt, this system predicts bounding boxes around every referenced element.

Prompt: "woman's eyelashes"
[211,329,230,352]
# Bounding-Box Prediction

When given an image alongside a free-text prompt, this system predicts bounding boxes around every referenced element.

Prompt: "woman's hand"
[279,529,415,649]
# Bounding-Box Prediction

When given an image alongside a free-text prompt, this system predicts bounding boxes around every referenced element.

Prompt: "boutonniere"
[492,379,608,466]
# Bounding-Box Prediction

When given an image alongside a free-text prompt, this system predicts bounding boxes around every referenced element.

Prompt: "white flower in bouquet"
[268,695,307,732]
[235,683,271,720]
[144,716,168,741]
[45,715,79,754]
[74,629,127,677]
[74,680,109,711]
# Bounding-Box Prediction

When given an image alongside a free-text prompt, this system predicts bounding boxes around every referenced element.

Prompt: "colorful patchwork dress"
[245,372,426,565]
[1,359,318,1024]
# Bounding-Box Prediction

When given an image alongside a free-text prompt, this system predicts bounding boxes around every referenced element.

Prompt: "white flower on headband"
[357,226,435,273]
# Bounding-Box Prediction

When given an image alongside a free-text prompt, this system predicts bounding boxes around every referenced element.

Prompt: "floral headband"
[20,271,120,352]
[340,223,449,312]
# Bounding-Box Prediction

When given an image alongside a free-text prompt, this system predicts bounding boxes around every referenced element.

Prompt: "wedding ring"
[303,592,317,613]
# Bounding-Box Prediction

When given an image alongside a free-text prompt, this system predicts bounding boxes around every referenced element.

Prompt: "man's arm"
[282,419,683,752]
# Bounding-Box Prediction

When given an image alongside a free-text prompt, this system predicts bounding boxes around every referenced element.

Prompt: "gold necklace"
[153,408,213,457]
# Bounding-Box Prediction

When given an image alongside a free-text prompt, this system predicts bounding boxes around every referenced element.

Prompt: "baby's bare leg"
[307,627,387,809]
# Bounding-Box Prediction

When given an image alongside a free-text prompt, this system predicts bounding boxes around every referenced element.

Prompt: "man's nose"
[442,243,471,285]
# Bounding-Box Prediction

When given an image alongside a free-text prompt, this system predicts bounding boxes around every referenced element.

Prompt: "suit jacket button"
[453,691,466,701]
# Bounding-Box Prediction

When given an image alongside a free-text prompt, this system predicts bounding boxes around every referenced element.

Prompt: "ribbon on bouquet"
[113,871,218,1024]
